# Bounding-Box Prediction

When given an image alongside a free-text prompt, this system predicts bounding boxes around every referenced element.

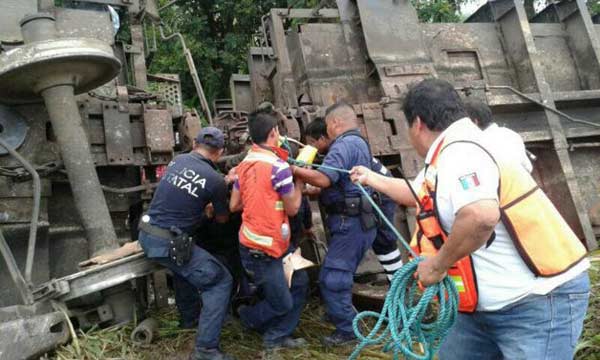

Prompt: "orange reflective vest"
[237,145,290,258]
[410,134,587,313]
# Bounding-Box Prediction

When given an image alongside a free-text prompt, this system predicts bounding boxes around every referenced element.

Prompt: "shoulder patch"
[459,172,480,190]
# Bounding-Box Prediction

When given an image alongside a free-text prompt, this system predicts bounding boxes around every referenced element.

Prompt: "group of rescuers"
[138,79,590,360]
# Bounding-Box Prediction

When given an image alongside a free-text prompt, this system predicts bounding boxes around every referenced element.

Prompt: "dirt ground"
[52,254,600,360]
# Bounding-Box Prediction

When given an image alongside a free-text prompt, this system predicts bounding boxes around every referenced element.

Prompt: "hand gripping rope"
[288,153,459,360]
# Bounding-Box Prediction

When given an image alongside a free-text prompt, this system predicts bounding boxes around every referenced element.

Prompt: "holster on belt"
[325,196,377,231]
[359,195,376,231]
[140,219,193,266]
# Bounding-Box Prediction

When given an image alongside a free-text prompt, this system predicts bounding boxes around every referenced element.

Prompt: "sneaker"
[193,347,236,360]
[321,331,357,347]
[266,337,307,350]
[279,337,307,349]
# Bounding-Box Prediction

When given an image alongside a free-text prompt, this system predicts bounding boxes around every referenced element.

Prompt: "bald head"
[326,101,357,124]
[325,101,359,138]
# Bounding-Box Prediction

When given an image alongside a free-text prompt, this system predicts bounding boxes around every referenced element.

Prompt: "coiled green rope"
[289,157,459,360]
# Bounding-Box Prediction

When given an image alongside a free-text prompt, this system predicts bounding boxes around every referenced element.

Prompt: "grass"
[575,251,600,360]
[53,254,600,360]
[53,300,391,360]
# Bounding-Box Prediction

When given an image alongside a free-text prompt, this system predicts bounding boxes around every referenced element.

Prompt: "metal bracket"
[103,98,134,165]
[124,44,142,54]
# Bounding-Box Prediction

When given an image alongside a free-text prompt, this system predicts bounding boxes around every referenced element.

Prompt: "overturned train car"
[0,0,205,358]
[1,0,600,358]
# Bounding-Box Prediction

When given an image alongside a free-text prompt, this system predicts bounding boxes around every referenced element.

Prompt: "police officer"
[293,102,377,346]
[351,79,590,360]
[138,127,235,360]
[304,119,403,281]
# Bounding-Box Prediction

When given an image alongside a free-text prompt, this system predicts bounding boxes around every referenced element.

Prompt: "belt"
[241,245,268,258]
[139,217,173,240]
[324,202,347,215]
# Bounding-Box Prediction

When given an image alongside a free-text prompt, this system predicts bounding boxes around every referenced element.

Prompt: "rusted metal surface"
[0,306,69,360]
[0,0,36,44]
[178,110,202,152]
[131,317,160,345]
[150,73,183,118]
[234,0,600,306]
[144,107,175,163]
[0,13,121,259]
[0,0,600,355]
[259,0,600,250]
[0,0,179,338]
[129,21,148,90]
[213,111,250,155]
[230,74,253,113]
[248,47,275,108]
[0,37,121,104]
[213,98,233,115]
[0,105,28,155]
[103,96,135,165]
[33,253,160,303]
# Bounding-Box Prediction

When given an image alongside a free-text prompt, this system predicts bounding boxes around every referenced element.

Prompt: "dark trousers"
[139,231,233,350]
[320,215,376,335]
[238,245,309,347]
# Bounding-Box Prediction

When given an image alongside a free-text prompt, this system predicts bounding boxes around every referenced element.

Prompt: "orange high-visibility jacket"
[411,132,587,313]
[237,146,290,258]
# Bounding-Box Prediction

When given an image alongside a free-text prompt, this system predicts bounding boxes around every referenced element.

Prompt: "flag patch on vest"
[459,173,480,190]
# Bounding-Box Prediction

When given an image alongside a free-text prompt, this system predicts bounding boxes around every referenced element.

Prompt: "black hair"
[463,98,493,130]
[403,79,467,131]
[248,110,277,144]
[325,100,354,118]
[305,118,328,140]
[256,101,275,114]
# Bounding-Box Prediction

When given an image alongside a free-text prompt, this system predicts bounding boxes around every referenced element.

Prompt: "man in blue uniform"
[138,127,235,360]
[293,102,377,346]
[304,119,403,281]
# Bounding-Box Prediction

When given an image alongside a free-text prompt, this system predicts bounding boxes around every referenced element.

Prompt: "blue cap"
[195,127,225,149]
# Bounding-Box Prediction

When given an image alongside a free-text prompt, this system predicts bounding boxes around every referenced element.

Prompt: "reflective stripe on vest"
[242,225,273,247]
[237,146,290,258]
[410,133,587,313]
[275,201,284,211]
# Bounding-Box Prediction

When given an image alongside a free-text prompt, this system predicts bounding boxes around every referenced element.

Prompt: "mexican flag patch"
[459,172,480,190]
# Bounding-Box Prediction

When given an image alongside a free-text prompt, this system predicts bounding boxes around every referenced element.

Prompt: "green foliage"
[150,0,312,109]
[413,0,463,22]
[150,0,466,109]
[589,0,600,16]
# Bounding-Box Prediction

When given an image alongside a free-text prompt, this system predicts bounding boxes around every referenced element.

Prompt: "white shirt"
[482,123,533,173]
[413,118,589,311]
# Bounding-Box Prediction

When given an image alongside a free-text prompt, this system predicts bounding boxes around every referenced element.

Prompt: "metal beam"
[33,253,160,302]
[0,229,33,305]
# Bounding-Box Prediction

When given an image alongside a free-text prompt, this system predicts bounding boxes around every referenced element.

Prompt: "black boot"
[322,331,357,347]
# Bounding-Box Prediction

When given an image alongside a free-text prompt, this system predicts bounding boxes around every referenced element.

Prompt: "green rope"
[289,158,459,360]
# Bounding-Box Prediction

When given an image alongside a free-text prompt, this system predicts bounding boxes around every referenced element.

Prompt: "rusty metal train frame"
[232,0,600,252]
[1,0,600,358]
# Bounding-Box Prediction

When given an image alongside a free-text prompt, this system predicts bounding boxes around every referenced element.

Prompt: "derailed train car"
[231,0,600,302]
[0,1,203,358]
[1,0,600,358]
